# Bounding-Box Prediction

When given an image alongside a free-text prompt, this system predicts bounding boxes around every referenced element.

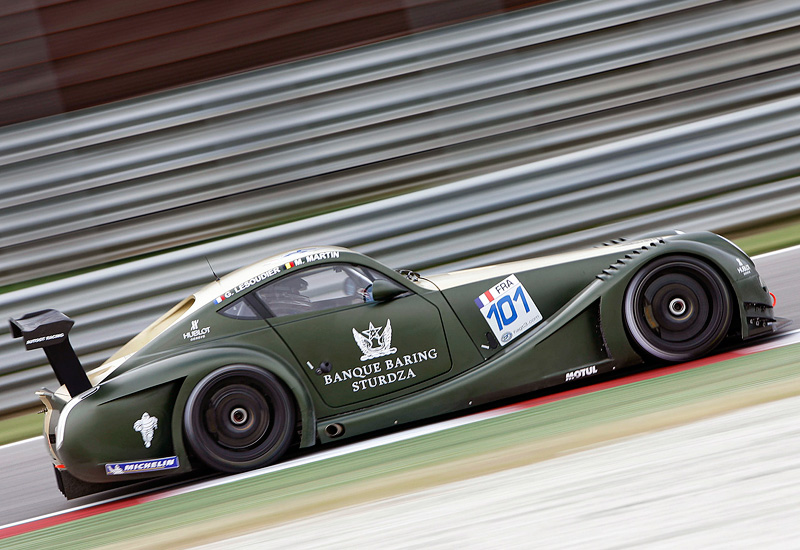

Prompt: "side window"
[255,264,390,318]
[218,298,260,320]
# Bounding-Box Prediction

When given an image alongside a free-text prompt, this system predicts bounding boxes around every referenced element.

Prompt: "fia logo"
[352,320,398,361]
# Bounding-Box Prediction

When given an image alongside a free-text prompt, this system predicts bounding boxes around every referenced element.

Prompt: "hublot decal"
[184,319,211,341]
[736,258,752,276]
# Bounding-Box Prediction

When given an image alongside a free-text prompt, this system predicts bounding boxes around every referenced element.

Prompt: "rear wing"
[9,309,91,397]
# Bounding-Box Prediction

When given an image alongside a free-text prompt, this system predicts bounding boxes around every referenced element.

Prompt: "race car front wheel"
[184,365,295,473]
[623,255,732,362]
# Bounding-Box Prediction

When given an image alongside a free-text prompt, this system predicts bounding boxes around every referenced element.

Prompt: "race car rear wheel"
[623,255,732,362]
[184,365,295,473]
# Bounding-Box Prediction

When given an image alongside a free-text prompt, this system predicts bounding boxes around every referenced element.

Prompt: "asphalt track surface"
[0,246,798,530]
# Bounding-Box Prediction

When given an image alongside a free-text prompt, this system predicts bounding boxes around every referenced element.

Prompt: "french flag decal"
[474,290,496,308]
[214,295,225,304]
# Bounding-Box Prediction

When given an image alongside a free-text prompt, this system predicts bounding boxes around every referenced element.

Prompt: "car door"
[256,263,453,408]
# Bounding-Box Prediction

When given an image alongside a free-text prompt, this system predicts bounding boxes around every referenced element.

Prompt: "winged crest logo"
[352,320,398,361]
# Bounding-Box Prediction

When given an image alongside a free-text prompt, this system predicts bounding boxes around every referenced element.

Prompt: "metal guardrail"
[2,0,799,284]
[2,0,800,413]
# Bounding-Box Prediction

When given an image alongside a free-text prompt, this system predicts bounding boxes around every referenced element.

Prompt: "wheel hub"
[207,383,271,450]
[230,407,249,426]
[668,297,687,316]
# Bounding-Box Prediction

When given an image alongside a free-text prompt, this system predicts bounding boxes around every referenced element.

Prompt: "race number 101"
[475,275,542,346]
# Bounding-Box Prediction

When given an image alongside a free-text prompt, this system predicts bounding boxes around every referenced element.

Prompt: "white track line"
[754,243,800,260]
[0,436,42,450]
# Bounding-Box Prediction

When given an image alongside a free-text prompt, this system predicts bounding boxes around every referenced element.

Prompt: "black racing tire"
[623,255,733,362]
[183,365,295,473]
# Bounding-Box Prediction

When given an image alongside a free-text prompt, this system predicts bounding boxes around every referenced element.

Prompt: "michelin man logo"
[133,412,158,448]
[352,320,398,361]
[106,464,125,475]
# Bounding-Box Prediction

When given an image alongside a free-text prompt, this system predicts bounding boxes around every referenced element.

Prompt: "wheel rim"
[204,383,271,450]
[624,256,732,362]
[184,366,294,472]
[641,273,708,343]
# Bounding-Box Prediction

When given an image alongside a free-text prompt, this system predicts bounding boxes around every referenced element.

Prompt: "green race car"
[10,232,779,498]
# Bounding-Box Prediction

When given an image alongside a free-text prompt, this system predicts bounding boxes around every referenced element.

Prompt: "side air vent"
[597,237,628,247]
[595,239,665,281]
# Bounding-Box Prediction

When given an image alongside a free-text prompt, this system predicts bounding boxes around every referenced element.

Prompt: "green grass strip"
[728,219,800,256]
[0,411,41,446]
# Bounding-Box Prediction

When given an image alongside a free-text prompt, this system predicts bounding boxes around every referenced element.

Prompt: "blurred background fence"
[1,0,799,413]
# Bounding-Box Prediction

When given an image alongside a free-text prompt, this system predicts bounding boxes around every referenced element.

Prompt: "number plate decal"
[475,275,542,346]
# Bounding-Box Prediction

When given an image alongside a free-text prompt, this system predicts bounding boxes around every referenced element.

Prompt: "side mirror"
[371,279,407,302]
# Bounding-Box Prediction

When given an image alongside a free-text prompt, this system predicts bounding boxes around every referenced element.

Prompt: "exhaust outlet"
[325,423,345,438]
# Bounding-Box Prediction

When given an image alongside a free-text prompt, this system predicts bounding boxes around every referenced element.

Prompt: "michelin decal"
[105,456,179,476]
